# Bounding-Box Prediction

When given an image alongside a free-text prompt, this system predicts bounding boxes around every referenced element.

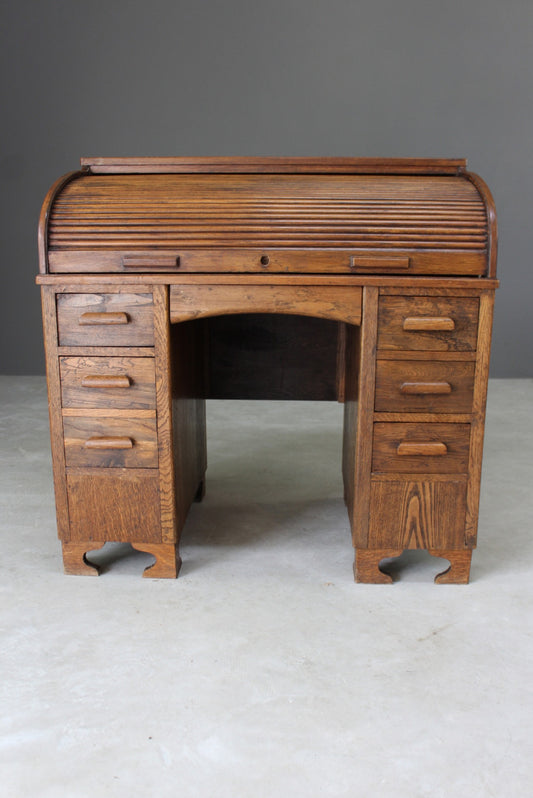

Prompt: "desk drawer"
[375,360,475,413]
[63,416,158,468]
[57,293,154,347]
[372,422,470,474]
[377,296,479,351]
[60,356,156,409]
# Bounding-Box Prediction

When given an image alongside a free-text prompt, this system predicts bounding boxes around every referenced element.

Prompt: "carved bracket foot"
[131,542,181,578]
[354,548,403,584]
[428,549,472,584]
[62,541,105,576]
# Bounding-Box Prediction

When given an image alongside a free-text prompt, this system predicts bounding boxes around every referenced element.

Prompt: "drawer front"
[66,470,161,543]
[57,293,154,347]
[60,356,156,409]
[63,416,158,468]
[377,296,479,351]
[368,479,467,549]
[372,422,470,474]
[375,360,475,413]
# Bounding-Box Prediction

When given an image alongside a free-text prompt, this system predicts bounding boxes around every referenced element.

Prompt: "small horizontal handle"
[400,381,452,395]
[83,436,133,450]
[397,441,448,456]
[123,255,180,270]
[81,375,131,389]
[350,255,410,272]
[79,312,129,326]
[403,316,455,332]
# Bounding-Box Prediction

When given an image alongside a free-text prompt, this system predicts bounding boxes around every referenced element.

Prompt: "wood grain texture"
[41,287,70,541]
[378,285,498,296]
[63,416,158,468]
[402,316,455,331]
[47,248,488,276]
[354,546,472,583]
[37,272,499,290]
[342,323,360,516]
[348,286,379,546]
[153,285,178,545]
[38,170,84,273]
[66,468,161,542]
[350,254,410,272]
[377,350,476,361]
[57,293,154,346]
[62,541,104,575]
[81,157,468,174]
[372,423,470,474]
[130,542,181,578]
[58,346,155,357]
[354,549,403,583]
[60,356,155,409]
[170,284,362,325]
[429,549,473,584]
[62,408,156,418]
[465,290,496,545]
[38,159,498,580]
[373,412,473,423]
[46,169,489,276]
[465,172,498,278]
[170,319,208,535]
[368,480,468,550]
[377,295,479,351]
[375,360,475,413]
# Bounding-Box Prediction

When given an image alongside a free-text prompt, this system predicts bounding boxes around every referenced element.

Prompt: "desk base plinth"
[354,548,473,584]
[62,540,181,579]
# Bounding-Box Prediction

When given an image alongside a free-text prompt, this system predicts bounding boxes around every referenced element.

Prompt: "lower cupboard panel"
[367,479,467,550]
[66,468,162,543]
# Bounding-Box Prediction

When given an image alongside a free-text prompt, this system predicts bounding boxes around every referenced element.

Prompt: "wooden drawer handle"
[403,316,455,331]
[350,255,410,272]
[123,255,180,269]
[81,375,131,389]
[400,381,452,395]
[78,312,129,326]
[83,436,133,450]
[397,441,448,456]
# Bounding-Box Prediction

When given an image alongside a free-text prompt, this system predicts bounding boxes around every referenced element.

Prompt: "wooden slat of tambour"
[50,243,486,251]
[61,172,479,193]
[51,230,487,242]
[48,170,489,257]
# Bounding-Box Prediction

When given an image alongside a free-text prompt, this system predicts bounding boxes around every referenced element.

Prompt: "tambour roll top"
[39,158,496,277]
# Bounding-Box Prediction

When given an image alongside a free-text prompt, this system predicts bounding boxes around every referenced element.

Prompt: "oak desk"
[37,158,497,583]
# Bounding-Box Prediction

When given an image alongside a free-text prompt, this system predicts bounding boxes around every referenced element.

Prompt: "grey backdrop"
[1,0,531,375]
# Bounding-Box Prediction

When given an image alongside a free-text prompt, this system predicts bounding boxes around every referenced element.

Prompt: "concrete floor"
[1,376,532,797]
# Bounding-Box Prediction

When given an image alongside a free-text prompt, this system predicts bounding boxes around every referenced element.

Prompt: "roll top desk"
[37,157,498,583]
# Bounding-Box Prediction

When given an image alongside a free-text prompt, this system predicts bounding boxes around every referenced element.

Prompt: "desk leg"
[354,548,403,583]
[62,541,105,576]
[131,542,181,578]
[428,549,472,584]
